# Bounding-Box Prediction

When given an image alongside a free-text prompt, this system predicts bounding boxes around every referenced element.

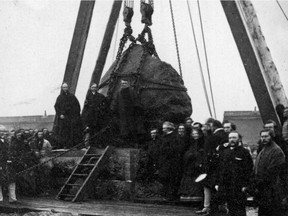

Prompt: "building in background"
[0,110,263,146]
[0,115,54,131]
[223,110,263,149]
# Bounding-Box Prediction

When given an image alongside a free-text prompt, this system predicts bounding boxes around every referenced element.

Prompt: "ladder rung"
[85,154,101,157]
[59,194,75,197]
[66,184,82,186]
[73,174,89,176]
[78,164,95,166]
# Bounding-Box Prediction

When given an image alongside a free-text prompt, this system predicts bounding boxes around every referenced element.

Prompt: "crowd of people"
[1,80,288,216]
[137,116,288,216]
[0,127,56,203]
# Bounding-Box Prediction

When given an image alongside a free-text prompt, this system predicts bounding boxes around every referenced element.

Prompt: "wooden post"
[89,0,123,86]
[221,0,288,126]
[62,0,95,94]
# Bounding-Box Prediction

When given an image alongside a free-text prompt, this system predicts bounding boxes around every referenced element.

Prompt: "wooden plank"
[237,1,288,108]
[62,0,95,94]
[221,0,287,126]
[89,0,123,86]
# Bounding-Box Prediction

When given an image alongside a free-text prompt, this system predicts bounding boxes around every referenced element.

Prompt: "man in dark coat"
[196,119,228,215]
[249,129,286,216]
[158,121,185,201]
[137,128,161,182]
[82,83,107,146]
[0,136,9,202]
[54,83,82,149]
[8,131,33,201]
[257,120,288,208]
[111,79,145,143]
[215,131,253,216]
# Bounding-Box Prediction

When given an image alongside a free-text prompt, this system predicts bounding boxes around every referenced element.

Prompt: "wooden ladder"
[56,146,111,202]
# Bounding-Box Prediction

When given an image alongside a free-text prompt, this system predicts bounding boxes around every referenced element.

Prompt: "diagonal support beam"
[89,0,123,86]
[221,0,288,126]
[62,0,95,94]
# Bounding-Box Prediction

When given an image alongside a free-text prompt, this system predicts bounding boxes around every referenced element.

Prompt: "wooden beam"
[62,0,95,94]
[89,0,123,86]
[221,0,288,126]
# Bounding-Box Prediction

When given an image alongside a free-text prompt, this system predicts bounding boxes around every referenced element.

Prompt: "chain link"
[107,24,136,101]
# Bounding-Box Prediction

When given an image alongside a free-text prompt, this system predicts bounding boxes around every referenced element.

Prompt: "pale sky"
[1,0,288,123]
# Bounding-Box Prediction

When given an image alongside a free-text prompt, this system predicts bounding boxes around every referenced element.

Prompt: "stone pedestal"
[92,148,140,201]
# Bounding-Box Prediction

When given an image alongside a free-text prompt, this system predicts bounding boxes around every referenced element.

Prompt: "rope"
[16,119,113,177]
[168,0,183,77]
[186,0,213,117]
[99,74,187,92]
[276,0,288,21]
[197,0,217,119]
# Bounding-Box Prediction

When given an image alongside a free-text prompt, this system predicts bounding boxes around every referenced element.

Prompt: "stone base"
[92,180,134,201]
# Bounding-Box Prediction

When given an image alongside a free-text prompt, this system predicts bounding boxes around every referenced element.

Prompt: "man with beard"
[257,120,288,207]
[111,79,145,144]
[249,129,285,216]
[54,83,82,149]
[215,131,253,216]
[82,83,107,146]
[31,131,52,195]
[257,120,287,154]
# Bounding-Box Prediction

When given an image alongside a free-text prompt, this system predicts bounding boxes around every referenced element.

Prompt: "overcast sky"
[1,0,288,123]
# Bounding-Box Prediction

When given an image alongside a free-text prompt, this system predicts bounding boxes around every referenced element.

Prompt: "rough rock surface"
[99,44,192,124]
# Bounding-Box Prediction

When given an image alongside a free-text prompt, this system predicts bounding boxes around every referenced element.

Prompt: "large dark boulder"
[99,44,192,125]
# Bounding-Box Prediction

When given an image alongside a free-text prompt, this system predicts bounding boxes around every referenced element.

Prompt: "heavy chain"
[136,25,159,59]
[140,78,187,91]
[107,24,136,101]
[141,0,154,8]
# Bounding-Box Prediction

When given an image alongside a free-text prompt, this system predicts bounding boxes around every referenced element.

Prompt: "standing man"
[9,130,32,202]
[54,83,82,149]
[215,131,253,216]
[177,124,186,138]
[196,119,228,215]
[31,131,52,195]
[184,117,193,128]
[82,83,107,146]
[223,121,236,134]
[111,79,145,143]
[145,128,161,182]
[158,121,184,201]
[250,129,285,216]
[0,135,14,202]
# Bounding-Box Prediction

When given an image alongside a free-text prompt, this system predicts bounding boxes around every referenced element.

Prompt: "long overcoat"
[111,87,145,137]
[0,139,9,185]
[253,141,286,216]
[203,128,228,187]
[82,90,107,133]
[54,91,82,148]
[158,131,186,197]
